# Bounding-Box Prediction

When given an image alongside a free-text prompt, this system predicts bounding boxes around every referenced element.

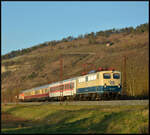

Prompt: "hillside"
[1,23,149,102]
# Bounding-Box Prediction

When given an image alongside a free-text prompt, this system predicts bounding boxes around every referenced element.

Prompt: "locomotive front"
[100,70,122,96]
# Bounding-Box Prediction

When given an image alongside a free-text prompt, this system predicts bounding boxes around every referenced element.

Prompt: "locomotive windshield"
[103,73,111,79]
[113,73,120,79]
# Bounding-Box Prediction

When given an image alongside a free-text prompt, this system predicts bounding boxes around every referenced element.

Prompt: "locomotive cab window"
[113,73,120,79]
[103,73,111,79]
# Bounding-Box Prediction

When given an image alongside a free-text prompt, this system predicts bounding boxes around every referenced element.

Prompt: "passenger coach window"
[65,84,70,89]
[86,76,88,82]
[70,83,74,89]
[103,73,111,79]
[113,73,120,79]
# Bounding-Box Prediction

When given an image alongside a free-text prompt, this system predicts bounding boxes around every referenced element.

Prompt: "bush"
[1,71,12,79]
[3,60,21,67]
[28,72,38,79]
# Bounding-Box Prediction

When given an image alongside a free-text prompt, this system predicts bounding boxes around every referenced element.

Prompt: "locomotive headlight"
[104,83,107,88]
[118,84,121,88]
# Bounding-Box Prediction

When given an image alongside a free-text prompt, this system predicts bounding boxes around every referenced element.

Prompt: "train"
[18,67,122,102]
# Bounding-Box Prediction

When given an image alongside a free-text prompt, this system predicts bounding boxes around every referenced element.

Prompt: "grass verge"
[1,104,149,134]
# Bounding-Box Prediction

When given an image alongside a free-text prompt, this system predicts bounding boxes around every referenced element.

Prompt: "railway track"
[3,100,149,106]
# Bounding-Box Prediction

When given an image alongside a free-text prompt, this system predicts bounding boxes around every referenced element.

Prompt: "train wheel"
[96,94,100,101]
[74,95,78,101]
[79,94,82,101]
[92,93,96,100]
[83,95,88,101]
[69,96,72,101]
[91,93,96,101]
[72,95,76,101]
[87,93,92,101]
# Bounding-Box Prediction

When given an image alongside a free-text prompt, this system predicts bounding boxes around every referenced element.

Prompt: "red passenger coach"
[20,85,50,102]
[24,92,49,101]
[49,78,76,100]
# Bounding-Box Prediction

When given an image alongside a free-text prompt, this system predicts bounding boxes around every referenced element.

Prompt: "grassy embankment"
[1,104,149,134]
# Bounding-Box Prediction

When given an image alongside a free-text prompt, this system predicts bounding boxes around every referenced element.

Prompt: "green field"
[1,104,149,134]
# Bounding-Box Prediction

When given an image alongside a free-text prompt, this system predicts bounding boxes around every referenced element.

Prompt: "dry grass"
[1,66,6,73]
[1,31,149,101]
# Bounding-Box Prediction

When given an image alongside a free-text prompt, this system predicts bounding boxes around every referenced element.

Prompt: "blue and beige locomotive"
[18,68,122,101]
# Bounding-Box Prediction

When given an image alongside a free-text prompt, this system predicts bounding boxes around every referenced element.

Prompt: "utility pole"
[122,55,127,95]
[82,63,87,75]
[82,63,96,75]
[60,57,63,81]
[59,56,64,101]
[61,52,96,76]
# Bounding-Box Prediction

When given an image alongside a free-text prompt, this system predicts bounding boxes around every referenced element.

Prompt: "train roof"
[99,70,121,73]
[21,77,78,93]
[78,70,121,78]
[21,83,50,93]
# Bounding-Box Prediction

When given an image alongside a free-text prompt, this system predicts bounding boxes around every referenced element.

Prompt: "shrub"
[28,72,38,79]
[1,71,12,79]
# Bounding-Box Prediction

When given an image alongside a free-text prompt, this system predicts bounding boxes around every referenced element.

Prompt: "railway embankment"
[1,103,149,134]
